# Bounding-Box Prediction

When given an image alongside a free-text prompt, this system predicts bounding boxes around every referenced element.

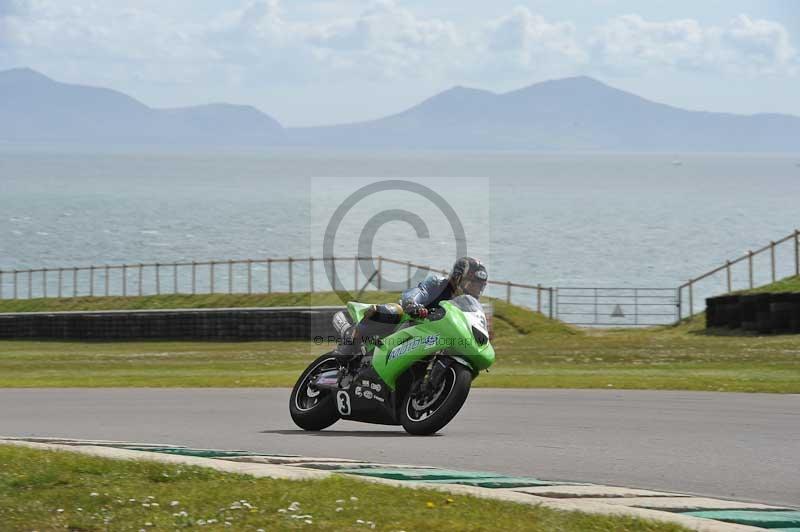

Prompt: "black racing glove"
[403,302,429,319]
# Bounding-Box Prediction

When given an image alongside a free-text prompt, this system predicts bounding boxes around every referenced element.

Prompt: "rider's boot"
[334,324,363,359]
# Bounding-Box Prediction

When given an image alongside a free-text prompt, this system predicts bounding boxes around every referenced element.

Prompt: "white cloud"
[0,0,27,16]
[303,0,463,79]
[1,2,797,120]
[485,6,587,67]
[193,0,466,83]
[591,13,797,76]
[723,14,796,71]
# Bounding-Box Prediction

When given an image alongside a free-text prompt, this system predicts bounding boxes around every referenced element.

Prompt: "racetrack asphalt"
[0,388,797,507]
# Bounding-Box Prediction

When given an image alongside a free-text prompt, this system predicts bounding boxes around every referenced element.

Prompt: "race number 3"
[336,390,351,416]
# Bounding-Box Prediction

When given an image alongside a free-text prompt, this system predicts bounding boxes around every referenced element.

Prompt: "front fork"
[421,355,449,395]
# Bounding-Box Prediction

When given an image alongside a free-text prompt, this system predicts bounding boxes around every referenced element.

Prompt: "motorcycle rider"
[334,256,488,357]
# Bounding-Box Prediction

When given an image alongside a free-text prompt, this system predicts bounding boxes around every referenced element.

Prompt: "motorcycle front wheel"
[400,362,472,435]
[289,354,340,431]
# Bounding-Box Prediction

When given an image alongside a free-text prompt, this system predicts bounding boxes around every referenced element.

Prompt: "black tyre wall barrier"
[0,307,345,341]
[706,293,800,334]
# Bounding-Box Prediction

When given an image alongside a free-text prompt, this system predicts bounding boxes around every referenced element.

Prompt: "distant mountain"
[289,76,800,152]
[0,68,285,145]
[2,68,799,151]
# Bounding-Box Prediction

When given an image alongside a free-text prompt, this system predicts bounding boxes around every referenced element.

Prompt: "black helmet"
[450,257,488,298]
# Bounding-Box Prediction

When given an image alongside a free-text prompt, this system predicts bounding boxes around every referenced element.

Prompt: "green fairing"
[346,301,378,324]
[347,299,495,390]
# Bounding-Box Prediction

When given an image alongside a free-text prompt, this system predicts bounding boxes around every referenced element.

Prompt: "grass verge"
[0,444,689,532]
[0,292,798,392]
[740,275,800,294]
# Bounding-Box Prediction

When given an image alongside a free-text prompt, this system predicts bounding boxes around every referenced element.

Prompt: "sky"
[1,0,799,126]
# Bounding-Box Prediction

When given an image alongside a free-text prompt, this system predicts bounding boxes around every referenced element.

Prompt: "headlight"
[471,326,488,345]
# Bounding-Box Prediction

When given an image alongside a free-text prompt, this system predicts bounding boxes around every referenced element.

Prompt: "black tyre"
[289,355,340,431]
[400,362,472,435]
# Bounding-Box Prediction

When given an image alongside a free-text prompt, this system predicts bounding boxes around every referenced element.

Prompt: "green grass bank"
[0,290,798,392]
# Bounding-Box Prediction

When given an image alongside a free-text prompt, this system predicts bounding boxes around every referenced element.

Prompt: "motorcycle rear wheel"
[289,354,340,431]
[400,363,472,435]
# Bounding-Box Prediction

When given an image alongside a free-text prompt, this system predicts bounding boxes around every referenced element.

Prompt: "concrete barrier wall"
[706,293,800,334]
[0,307,344,341]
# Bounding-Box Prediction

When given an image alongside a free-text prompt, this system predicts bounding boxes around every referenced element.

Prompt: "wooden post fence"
[2,256,564,320]
[307,258,313,293]
[267,259,272,293]
[795,230,800,277]
[536,284,542,313]
[726,261,732,293]
[288,257,293,293]
[770,241,776,282]
[248,260,254,294]
[210,261,215,294]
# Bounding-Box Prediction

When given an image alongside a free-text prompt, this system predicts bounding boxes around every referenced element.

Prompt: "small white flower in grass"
[224,523,231,527]
[129,499,136,502]
[90,492,99,497]
[350,496,359,501]
[170,501,180,507]
[304,520,313,524]
[288,501,301,512]
[356,519,365,524]
[151,503,159,507]
[207,519,217,524]
[257,529,265,532]
[147,496,155,500]
[277,509,287,513]
[77,508,83,512]
[336,507,344,512]
[142,503,150,508]
[145,523,152,527]
[56,509,64,513]
[336,499,345,503]
[197,519,206,525]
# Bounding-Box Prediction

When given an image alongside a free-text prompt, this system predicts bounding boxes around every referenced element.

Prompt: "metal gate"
[556,287,679,327]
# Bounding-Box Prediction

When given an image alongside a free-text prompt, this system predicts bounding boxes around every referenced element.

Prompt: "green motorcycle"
[289,295,495,435]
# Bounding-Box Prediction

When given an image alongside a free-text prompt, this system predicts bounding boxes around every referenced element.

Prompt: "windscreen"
[450,295,484,314]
